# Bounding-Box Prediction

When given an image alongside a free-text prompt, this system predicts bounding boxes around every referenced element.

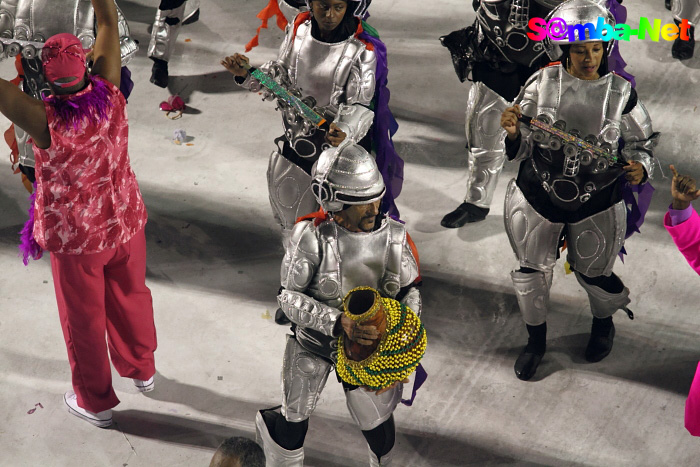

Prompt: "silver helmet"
[305,0,371,18]
[544,0,616,60]
[311,140,385,213]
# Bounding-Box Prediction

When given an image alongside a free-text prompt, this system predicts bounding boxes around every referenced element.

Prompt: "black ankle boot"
[585,316,615,362]
[275,308,291,325]
[672,22,695,60]
[150,58,169,88]
[440,202,489,228]
[514,323,546,381]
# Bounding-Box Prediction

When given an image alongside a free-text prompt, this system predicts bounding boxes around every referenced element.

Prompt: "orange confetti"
[186,143,194,146]
[185,38,192,42]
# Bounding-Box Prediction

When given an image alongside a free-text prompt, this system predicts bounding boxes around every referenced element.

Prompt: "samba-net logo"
[527,17,693,42]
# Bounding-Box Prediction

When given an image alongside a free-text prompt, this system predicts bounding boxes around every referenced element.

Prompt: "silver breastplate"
[308,219,405,308]
[282,22,365,158]
[531,66,631,210]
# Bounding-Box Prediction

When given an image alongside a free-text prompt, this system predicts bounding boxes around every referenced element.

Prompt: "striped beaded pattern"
[336,295,427,390]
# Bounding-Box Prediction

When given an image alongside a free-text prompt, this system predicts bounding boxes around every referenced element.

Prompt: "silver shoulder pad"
[620,98,658,179]
[334,103,374,143]
[281,220,321,291]
[278,289,342,336]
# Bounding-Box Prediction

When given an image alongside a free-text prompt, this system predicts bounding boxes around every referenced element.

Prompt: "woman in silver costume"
[499,0,658,381]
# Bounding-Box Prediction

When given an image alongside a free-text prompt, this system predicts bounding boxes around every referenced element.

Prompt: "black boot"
[514,323,546,381]
[275,308,291,325]
[150,58,169,88]
[585,316,615,362]
[182,8,200,25]
[672,22,695,60]
[440,202,489,228]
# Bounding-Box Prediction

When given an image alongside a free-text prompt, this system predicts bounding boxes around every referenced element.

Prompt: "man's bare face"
[334,200,381,232]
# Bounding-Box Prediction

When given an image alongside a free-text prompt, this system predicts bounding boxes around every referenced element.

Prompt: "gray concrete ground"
[1,0,700,465]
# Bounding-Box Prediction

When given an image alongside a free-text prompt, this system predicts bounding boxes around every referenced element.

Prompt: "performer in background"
[0,0,156,427]
[222,0,404,237]
[670,0,697,59]
[665,165,700,275]
[500,0,657,381]
[149,0,201,87]
[0,0,137,192]
[439,0,631,228]
[256,142,421,466]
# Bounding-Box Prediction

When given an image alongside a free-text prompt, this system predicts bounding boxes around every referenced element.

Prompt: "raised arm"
[90,0,121,88]
[0,79,49,148]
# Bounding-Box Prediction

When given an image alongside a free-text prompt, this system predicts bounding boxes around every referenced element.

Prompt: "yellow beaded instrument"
[336,287,427,390]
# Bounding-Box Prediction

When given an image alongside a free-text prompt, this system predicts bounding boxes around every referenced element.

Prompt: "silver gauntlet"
[278,289,342,336]
[333,103,374,143]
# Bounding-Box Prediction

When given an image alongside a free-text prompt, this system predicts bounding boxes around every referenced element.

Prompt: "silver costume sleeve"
[620,99,658,180]
[278,289,342,336]
[280,220,321,292]
[509,71,541,162]
[115,2,138,66]
[400,287,422,318]
[345,47,376,106]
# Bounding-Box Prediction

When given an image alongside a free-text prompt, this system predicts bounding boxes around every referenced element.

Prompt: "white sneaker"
[133,375,154,393]
[64,391,113,428]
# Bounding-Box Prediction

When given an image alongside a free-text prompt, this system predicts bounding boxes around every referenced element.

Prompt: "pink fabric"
[664,208,700,275]
[32,76,147,255]
[41,33,87,88]
[686,362,700,436]
[51,228,156,413]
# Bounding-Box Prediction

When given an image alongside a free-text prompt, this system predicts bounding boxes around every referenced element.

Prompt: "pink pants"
[50,228,157,413]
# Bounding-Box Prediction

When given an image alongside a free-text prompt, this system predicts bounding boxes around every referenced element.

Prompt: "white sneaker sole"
[64,393,112,428]
[134,379,155,393]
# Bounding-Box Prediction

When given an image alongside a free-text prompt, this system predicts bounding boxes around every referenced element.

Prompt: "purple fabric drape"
[401,363,428,406]
[19,183,42,265]
[607,0,636,87]
[120,66,135,101]
[357,30,404,219]
[619,179,655,260]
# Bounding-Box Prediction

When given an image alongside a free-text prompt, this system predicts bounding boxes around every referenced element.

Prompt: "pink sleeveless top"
[32,76,147,255]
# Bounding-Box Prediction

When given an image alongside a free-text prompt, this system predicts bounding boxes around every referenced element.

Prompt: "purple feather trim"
[43,76,113,132]
[19,183,43,265]
[357,30,405,219]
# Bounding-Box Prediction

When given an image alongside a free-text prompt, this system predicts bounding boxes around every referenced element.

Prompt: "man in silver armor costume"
[0,0,137,186]
[148,0,201,87]
[499,0,658,381]
[670,0,698,59]
[255,141,421,466]
[439,0,625,228]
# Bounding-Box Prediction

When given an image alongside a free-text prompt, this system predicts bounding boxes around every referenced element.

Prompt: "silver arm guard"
[333,103,374,143]
[281,220,320,291]
[400,287,422,317]
[620,99,658,180]
[509,71,541,162]
[345,47,376,106]
[278,289,342,336]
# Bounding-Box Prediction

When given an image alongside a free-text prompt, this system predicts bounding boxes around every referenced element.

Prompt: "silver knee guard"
[672,0,700,26]
[369,445,393,466]
[463,82,509,208]
[148,2,186,62]
[574,271,631,319]
[268,150,319,230]
[344,383,402,431]
[504,180,564,271]
[255,410,304,467]
[511,270,550,326]
[282,336,332,423]
[566,201,626,278]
